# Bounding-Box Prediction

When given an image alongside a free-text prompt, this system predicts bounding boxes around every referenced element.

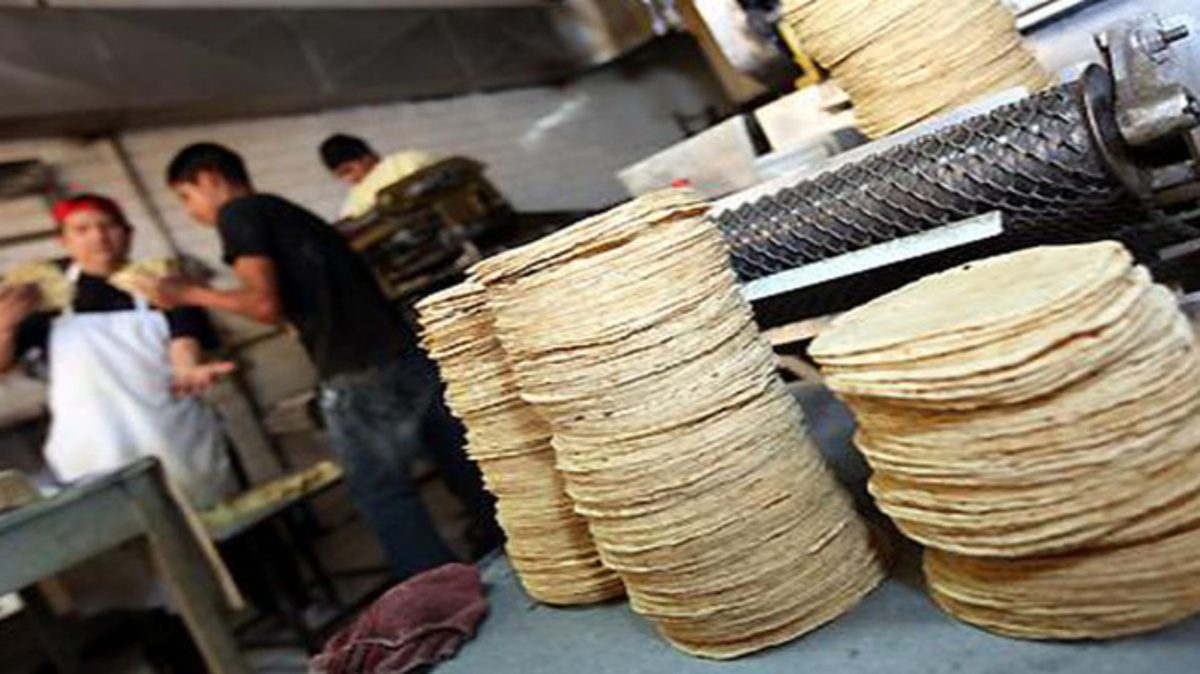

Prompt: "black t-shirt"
[16,258,218,364]
[216,194,413,379]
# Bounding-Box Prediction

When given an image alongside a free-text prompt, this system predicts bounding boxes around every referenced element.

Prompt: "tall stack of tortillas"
[416,281,623,605]
[780,0,1051,138]
[473,189,886,659]
[810,241,1200,638]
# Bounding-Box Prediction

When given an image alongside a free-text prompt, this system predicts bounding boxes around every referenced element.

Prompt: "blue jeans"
[319,352,496,579]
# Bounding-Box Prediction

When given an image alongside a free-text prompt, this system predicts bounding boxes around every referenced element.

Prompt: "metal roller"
[717,14,1200,288]
[719,73,1146,281]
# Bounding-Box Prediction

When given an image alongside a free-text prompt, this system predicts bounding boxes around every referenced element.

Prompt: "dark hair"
[319,134,375,171]
[166,142,251,186]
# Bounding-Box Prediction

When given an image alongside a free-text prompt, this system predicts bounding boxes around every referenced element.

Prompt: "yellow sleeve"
[341,151,441,219]
[340,185,375,220]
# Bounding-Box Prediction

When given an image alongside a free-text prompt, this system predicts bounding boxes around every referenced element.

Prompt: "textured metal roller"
[716,77,1156,283]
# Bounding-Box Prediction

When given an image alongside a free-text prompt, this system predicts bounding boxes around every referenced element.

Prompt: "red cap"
[52,194,129,228]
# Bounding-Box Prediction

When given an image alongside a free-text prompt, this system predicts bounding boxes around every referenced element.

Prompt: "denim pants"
[319,351,495,579]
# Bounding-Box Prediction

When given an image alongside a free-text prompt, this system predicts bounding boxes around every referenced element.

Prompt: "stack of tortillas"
[108,258,176,297]
[810,241,1200,638]
[473,189,886,659]
[3,262,70,311]
[416,281,624,605]
[780,0,1051,138]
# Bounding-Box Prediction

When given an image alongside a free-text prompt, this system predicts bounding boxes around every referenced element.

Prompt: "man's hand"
[136,257,284,326]
[171,360,237,399]
[134,275,196,310]
[0,284,40,332]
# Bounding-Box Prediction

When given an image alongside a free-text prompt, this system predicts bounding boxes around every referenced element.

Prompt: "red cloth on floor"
[312,563,489,674]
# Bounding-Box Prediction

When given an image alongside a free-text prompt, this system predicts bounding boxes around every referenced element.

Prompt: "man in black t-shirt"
[148,143,499,578]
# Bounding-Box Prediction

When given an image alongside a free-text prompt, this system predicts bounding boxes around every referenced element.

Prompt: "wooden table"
[0,457,249,674]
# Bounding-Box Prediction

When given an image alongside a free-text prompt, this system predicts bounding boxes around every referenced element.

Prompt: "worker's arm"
[167,336,237,399]
[138,256,285,326]
[0,284,39,375]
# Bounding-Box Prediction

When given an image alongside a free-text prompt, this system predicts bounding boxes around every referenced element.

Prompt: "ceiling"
[1,1,551,6]
[0,0,657,137]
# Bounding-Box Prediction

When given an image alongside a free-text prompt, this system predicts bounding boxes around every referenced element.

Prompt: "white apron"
[43,266,234,509]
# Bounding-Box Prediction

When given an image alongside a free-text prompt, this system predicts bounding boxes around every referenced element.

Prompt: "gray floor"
[440,384,1200,674]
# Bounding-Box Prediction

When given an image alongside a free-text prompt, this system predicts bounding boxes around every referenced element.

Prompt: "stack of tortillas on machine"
[472,189,886,659]
[416,281,624,605]
[810,241,1200,639]
[779,0,1051,138]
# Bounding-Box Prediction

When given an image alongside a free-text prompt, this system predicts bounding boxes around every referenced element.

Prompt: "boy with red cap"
[0,193,236,507]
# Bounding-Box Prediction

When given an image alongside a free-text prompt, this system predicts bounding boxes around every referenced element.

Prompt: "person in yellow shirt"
[320,134,440,220]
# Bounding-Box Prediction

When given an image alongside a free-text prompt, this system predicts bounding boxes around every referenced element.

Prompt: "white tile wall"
[0,48,726,481]
[0,195,54,240]
[0,138,176,264]
[0,55,723,421]
[119,59,718,276]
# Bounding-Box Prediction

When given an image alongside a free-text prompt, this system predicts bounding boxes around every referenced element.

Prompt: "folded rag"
[312,562,488,674]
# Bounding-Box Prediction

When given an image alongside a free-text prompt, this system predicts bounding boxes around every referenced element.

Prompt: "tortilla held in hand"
[108,258,178,299]
[3,262,70,311]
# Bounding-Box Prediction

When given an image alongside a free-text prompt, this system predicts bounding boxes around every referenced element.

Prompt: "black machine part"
[717,67,1180,283]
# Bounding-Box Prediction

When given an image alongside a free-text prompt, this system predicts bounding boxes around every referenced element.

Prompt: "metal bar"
[0,229,56,248]
[108,135,183,256]
[1015,0,1100,33]
[740,212,1004,302]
